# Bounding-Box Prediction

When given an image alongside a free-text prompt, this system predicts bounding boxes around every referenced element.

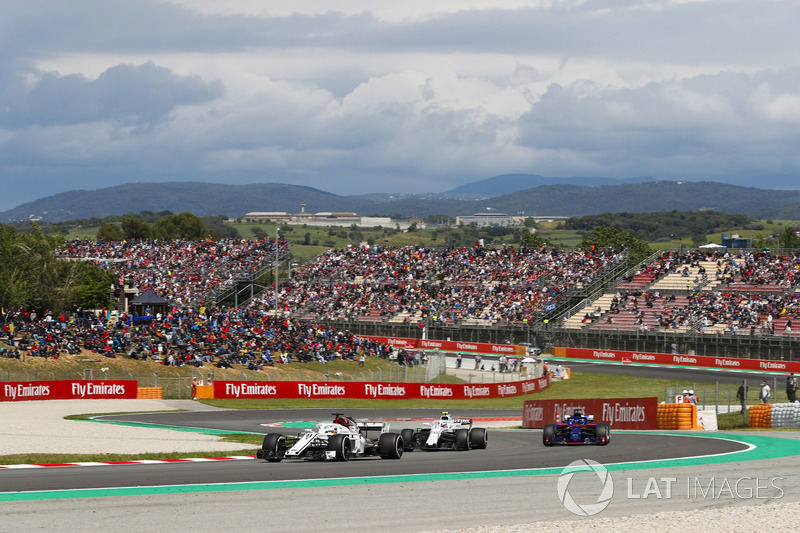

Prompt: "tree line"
[562,210,753,242]
[0,224,113,312]
[95,212,236,241]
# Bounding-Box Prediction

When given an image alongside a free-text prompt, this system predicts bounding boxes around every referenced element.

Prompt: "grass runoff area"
[0,371,757,465]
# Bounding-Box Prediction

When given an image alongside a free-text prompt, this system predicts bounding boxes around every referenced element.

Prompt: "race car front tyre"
[401,428,416,451]
[378,433,404,459]
[542,424,556,446]
[261,433,286,462]
[595,424,610,445]
[468,427,488,449]
[328,434,352,461]
[454,428,471,451]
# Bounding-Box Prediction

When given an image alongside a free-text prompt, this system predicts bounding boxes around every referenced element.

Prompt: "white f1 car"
[400,412,488,451]
[256,413,404,462]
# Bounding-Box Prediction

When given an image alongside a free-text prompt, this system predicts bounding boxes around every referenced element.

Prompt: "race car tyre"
[542,424,556,446]
[261,433,286,462]
[327,434,352,461]
[401,428,416,451]
[595,424,610,445]
[378,432,404,459]
[454,428,471,451]
[469,427,488,449]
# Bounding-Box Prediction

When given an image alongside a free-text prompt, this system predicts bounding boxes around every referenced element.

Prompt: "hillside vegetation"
[6,179,800,223]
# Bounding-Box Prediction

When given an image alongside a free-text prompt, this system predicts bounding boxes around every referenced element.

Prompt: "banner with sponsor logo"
[522,397,659,429]
[553,347,800,374]
[214,375,551,400]
[361,336,524,357]
[0,381,138,402]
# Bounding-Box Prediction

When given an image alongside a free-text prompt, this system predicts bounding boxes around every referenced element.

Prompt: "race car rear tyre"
[328,434,351,461]
[469,427,488,449]
[595,424,610,445]
[261,433,286,462]
[378,432,404,459]
[455,428,471,451]
[401,428,416,451]
[542,424,556,446]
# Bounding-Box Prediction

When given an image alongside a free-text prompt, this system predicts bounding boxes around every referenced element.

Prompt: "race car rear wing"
[356,422,390,434]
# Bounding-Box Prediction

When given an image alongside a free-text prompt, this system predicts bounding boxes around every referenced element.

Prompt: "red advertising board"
[555,347,800,373]
[361,336,523,356]
[522,397,659,429]
[0,381,138,402]
[214,375,551,400]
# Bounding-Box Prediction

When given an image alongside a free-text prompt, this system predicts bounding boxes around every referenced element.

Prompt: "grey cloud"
[1,62,223,129]
[515,68,800,181]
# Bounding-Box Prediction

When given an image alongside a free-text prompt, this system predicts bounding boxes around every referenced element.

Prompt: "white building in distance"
[243,202,419,229]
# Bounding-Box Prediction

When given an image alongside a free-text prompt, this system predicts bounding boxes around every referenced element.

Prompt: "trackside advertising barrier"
[361,336,524,357]
[214,374,551,400]
[0,381,138,402]
[553,347,800,373]
[522,397,659,429]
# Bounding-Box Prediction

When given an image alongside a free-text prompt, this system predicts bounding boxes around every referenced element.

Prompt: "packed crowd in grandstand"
[4,240,800,366]
[56,237,290,307]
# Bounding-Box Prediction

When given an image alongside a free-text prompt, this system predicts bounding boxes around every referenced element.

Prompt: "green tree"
[520,230,546,250]
[121,217,152,240]
[0,223,114,311]
[97,222,125,241]
[580,226,652,265]
[152,213,208,240]
[779,226,800,249]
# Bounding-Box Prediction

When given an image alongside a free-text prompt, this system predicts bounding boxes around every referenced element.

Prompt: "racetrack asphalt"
[2,408,749,492]
[1,405,798,532]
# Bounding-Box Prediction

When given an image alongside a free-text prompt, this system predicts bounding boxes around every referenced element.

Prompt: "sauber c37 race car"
[256,413,404,462]
[400,412,488,451]
[542,410,610,446]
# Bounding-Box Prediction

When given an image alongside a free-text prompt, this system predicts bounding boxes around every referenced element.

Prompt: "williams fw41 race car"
[256,413,404,462]
[542,410,610,446]
[400,412,488,451]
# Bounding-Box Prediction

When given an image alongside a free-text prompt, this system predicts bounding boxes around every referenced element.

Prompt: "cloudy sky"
[2,0,799,211]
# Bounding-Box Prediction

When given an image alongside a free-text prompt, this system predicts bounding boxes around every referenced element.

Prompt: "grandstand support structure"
[205,249,292,308]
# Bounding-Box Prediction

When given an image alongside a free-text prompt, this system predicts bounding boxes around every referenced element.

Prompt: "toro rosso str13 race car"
[542,410,610,446]
[256,413,404,462]
[400,412,488,451]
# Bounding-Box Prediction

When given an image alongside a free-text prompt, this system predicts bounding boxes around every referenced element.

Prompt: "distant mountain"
[4,179,800,223]
[486,181,800,219]
[442,174,656,199]
[0,182,379,223]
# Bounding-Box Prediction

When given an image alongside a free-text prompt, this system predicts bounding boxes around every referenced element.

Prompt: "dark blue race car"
[542,410,610,446]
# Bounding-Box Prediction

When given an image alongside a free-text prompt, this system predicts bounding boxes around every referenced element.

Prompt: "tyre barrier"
[748,404,772,428]
[749,403,800,428]
[656,403,701,430]
[771,403,800,428]
[136,387,163,400]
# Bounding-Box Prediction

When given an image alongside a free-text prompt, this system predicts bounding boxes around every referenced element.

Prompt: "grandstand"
[50,239,800,362]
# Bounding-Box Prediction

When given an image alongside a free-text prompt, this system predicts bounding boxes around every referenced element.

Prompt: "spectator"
[736,381,747,413]
[786,373,797,403]
[760,381,771,404]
